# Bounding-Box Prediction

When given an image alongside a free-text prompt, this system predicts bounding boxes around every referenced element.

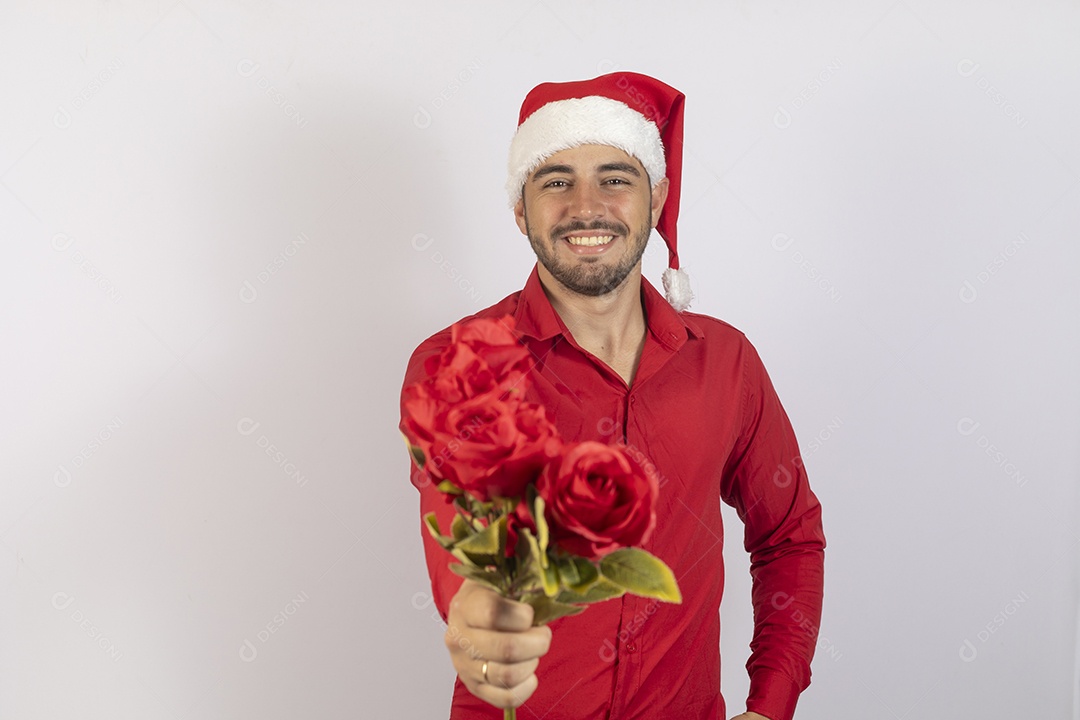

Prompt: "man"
[401,72,825,720]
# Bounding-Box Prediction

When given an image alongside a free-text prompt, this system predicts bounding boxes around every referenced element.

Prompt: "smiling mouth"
[565,235,614,247]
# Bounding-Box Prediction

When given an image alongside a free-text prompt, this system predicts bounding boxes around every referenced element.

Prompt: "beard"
[524,213,653,297]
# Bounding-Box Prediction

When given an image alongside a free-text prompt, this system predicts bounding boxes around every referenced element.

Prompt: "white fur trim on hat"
[506,96,666,207]
[662,267,693,312]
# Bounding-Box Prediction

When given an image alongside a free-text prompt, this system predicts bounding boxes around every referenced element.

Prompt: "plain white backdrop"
[2,1,1078,718]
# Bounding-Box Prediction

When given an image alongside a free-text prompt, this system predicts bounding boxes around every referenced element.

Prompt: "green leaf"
[455,516,504,556]
[450,548,501,569]
[513,528,544,595]
[407,442,426,469]
[423,513,454,549]
[522,593,585,626]
[541,560,559,598]
[534,495,550,567]
[599,548,682,603]
[448,563,504,593]
[509,524,552,597]
[556,555,599,593]
[458,548,499,567]
[437,480,463,495]
[470,496,495,515]
[556,554,580,586]
[449,547,476,567]
[450,514,469,541]
[424,512,442,536]
[518,527,538,564]
[555,576,626,605]
[450,513,483,540]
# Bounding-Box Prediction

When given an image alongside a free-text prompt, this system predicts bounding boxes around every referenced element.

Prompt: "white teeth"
[566,235,614,247]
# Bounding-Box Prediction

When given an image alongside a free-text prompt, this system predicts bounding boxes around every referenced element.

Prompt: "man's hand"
[445,579,553,709]
[730,713,772,720]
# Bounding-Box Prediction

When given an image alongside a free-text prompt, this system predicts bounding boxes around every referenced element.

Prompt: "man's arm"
[401,332,466,620]
[720,338,826,720]
[400,336,552,710]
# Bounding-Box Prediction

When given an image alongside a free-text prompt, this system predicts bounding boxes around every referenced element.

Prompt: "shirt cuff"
[746,668,802,720]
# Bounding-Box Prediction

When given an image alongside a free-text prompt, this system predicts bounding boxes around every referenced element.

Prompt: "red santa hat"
[506,72,692,311]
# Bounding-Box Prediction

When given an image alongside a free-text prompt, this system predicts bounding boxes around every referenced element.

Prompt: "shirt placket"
[607,387,642,717]
[552,322,682,718]
[606,336,681,717]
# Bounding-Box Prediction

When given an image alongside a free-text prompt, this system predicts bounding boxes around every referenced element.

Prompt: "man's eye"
[546,180,569,188]
[604,178,628,185]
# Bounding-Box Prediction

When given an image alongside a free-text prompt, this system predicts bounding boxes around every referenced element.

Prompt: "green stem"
[504,708,515,720]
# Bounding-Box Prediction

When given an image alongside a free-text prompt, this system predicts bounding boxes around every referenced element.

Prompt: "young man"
[401,72,826,720]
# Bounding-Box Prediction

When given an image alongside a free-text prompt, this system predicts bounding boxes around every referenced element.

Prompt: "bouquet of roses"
[402,316,680,718]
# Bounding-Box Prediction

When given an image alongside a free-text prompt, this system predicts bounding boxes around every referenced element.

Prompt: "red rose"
[536,441,658,559]
[402,387,562,501]
[422,316,532,403]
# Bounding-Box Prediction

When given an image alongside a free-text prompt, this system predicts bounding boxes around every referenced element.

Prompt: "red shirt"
[401,266,825,720]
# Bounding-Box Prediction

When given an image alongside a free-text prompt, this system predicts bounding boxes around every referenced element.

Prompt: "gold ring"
[481,660,489,684]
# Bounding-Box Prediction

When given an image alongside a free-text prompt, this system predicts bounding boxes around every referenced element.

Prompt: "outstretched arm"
[401,335,552,711]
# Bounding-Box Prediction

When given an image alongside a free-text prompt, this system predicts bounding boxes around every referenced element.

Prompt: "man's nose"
[568,183,604,219]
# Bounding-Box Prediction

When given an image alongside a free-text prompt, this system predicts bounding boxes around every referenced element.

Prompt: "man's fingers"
[444,580,552,711]
[480,657,540,689]
[452,581,535,631]
[470,672,539,710]
[451,625,551,664]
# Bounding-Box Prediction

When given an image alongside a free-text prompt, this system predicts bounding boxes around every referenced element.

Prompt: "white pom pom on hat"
[507,72,693,312]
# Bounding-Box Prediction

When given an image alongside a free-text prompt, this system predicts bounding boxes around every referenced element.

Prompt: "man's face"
[514,144,669,298]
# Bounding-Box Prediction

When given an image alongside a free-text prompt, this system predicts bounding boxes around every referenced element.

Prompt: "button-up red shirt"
[401,265,825,720]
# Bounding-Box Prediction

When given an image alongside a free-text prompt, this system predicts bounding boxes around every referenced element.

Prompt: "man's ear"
[649,178,670,229]
[513,196,528,235]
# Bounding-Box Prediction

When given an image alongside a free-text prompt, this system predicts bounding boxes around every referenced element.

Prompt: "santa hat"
[506,72,692,312]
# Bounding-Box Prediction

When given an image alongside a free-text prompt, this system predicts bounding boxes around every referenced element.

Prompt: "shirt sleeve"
[400,333,465,623]
[719,337,826,720]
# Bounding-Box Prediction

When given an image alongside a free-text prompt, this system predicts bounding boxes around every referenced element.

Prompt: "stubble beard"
[524,211,653,298]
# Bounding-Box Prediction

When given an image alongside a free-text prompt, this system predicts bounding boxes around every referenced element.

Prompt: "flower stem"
[505,708,515,720]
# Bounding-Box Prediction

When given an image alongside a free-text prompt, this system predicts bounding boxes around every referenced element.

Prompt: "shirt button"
[626,642,636,652]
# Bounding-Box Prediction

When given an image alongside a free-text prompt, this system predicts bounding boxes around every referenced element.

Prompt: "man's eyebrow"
[531,164,575,181]
[597,162,641,177]
[531,161,643,181]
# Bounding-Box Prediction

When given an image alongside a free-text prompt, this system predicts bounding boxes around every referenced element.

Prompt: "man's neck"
[536,264,647,386]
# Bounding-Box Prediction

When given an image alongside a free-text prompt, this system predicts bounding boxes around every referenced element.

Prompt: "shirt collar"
[513,264,703,348]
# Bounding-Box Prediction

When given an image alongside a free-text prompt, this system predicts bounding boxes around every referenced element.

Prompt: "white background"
[2,2,1078,718]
